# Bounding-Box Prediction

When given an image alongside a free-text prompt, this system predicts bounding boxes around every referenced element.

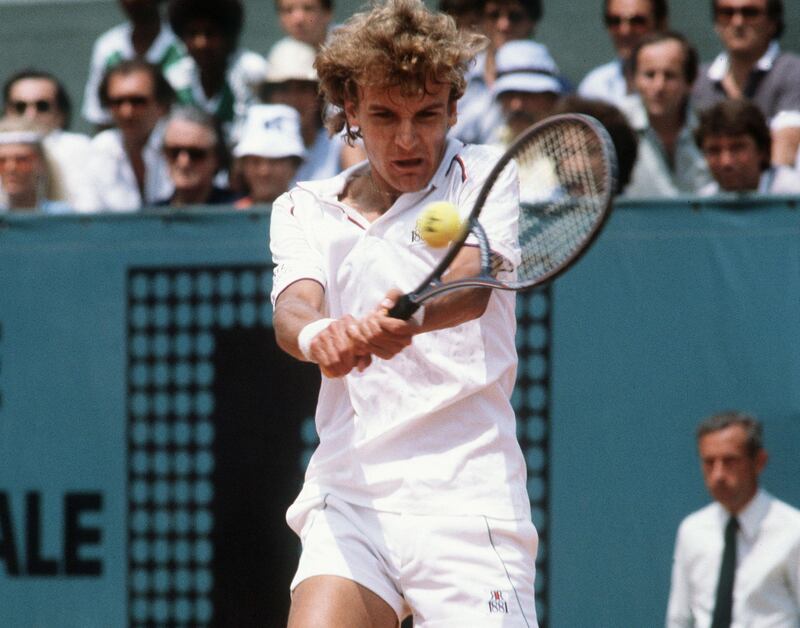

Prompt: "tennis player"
[270,0,538,625]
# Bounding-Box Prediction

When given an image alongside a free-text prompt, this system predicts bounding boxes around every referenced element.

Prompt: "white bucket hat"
[492,41,564,97]
[233,104,307,160]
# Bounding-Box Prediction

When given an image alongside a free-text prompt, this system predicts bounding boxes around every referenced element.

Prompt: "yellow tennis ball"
[417,201,462,248]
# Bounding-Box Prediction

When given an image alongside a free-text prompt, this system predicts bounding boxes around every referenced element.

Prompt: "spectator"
[692,0,800,166]
[233,104,306,208]
[553,95,639,195]
[695,99,800,194]
[266,0,334,95]
[158,106,236,207]
[490,40,565,145]
[273,0,333,49]
[451,0,542,143]
[166,0,268,140]
[76,60,174,212]
[621,32,712,197]
[666,411,800,628]
[578,0,668,107]
[2,69,90,207]
[81,0,184,128]
[438,0,483,34]
[259,38,365,182]
[0,117,69,213]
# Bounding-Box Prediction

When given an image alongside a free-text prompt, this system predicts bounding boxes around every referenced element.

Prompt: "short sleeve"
[82,35,114,126]
[269,190,328,305]
[769,55,800,121]
[457,147,521,270]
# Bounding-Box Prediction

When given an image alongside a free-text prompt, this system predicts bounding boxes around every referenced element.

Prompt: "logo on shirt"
[411,226,421,243]
[488,590,509,614]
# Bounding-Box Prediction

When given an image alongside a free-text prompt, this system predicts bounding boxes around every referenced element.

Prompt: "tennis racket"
[388,113,618,320]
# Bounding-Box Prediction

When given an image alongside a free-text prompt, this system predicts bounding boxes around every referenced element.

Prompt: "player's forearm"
[273,295,327,362]
[272,300,322,361]
[415,287,491,333]
[415,246,490,332]
[274,281,372,376]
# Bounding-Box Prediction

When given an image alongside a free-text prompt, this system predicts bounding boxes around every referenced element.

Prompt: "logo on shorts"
[488,590,509,614]
[411,226,421,243]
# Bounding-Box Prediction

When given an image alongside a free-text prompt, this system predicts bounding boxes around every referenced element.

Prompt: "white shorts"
[288,494,539,627]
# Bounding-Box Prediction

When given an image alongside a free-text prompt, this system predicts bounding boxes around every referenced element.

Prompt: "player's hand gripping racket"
[388,113,618,320]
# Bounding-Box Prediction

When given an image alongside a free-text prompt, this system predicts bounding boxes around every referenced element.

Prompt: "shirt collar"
[430,137,466,189]
[713,488,770,541]
[145,118,167,154]
[736,488,771,542]
[622,94,648,131]
[707,40,781,81]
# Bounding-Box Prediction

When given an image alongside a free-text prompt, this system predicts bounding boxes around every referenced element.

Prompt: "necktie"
[710,516,739,628]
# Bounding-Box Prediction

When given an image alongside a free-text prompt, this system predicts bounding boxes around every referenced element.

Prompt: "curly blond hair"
[315,0,486,142]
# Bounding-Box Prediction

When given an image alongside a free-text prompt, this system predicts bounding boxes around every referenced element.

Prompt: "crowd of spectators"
[2,0,800,213]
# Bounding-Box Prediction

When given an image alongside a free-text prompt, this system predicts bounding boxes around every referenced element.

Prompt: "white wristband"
[297,318,335,362]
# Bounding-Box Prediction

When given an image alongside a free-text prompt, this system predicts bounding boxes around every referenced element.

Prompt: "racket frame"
[389,113,617,319]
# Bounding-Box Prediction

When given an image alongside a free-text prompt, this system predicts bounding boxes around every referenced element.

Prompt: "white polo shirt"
[270,138,530,520]
[578,59,630,108]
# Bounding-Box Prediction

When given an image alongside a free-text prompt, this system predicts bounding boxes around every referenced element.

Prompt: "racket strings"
[513,119,611,285]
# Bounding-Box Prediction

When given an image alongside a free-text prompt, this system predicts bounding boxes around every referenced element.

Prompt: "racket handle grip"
[387,294,420,320]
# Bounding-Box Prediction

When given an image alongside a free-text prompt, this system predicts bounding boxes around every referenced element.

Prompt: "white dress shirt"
[699,166,800,196]
[619,95,712,198]
[449,52,503,145]
[578,59,630,108]
[294,128,343,184]
[43,129,92,207]
[666,489,800,628]
[75,121,173,213]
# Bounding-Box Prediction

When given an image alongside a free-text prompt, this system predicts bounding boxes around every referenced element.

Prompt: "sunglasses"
[10,99,53,115]
[485,8,528,22]
[163,145,213,162]
[604,13,650,29]
[107,95,152,109]
[715,5,766,22]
